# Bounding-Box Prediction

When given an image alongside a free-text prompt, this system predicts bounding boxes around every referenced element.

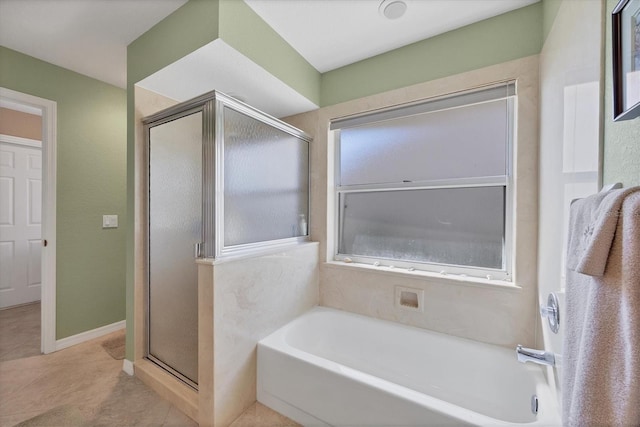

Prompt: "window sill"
[324,260,522,292]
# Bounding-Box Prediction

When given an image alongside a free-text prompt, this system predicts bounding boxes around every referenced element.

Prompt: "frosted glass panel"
[224,107,309,246]
[339,99,509,186]
[339,187,505,269]
[148,111,201,385]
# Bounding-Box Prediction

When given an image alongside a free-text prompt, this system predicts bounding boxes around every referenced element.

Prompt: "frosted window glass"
[148,111,201,384]
[339,99,508,186]
[339,187,505,269]
[224,107,309,246]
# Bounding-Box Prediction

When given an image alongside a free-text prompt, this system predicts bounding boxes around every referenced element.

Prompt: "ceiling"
[0,0,539,116]
[0,0,189,88]
[244,0,539,73]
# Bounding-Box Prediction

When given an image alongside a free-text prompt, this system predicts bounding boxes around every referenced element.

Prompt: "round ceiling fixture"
[379,0,407,20]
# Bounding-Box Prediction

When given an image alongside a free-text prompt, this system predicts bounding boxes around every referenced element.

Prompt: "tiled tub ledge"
[196,241,319,266]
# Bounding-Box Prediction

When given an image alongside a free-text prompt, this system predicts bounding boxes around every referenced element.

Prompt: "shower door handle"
[194,242,204,259]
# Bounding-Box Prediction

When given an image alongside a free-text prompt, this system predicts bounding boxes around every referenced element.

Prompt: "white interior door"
[0,141,42,308]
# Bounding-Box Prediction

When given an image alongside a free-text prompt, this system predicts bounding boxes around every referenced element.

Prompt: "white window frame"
[331,83,516,280]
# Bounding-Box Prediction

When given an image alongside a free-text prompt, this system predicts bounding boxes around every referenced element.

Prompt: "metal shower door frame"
[142,99,214,390]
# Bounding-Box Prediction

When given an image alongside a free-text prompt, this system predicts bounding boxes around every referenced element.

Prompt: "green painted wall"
[127,0,220,86]
[603,0,640,186]
[218,0,321,105]
[0,46,127,339]
[320,2,543,106]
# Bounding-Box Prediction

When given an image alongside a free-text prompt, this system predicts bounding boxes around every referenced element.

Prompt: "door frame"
[0,87,57,354]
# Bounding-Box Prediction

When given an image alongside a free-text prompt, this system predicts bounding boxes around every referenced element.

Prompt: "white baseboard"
[55,320,125,351]
[122,359,134,376]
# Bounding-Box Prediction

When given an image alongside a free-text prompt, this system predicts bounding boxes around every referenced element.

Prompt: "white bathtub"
[257,307,560,426]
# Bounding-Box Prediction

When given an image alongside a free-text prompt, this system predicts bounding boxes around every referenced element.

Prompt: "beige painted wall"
[0,107,41,141]
[285,55,540,349]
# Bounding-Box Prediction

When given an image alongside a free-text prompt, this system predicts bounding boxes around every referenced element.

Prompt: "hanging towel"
[563,187,640,427]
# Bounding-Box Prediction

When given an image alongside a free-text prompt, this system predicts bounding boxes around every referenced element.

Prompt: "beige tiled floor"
[0,303,41,362]
[228,403,299,427]
[0,303,298,427]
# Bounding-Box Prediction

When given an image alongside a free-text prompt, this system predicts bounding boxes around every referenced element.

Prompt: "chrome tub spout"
[516,345,556,366]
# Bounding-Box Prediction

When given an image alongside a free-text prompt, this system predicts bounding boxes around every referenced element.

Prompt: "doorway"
[0,108,42,309]
[0,87,57,355]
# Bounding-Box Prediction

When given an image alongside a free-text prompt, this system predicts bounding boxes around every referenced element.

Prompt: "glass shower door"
[148,110,202,387]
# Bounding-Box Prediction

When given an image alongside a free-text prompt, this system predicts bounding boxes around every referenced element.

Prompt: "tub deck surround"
[320,262,536,349]
[204,242,319,426]
[258,307,561,427]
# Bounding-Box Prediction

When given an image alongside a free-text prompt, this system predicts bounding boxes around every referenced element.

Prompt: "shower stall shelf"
[138,90,313,425]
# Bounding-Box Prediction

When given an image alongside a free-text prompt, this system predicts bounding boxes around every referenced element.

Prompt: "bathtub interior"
[260,307,559,425]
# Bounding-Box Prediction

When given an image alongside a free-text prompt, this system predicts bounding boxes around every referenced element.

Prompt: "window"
[332,83,515,279]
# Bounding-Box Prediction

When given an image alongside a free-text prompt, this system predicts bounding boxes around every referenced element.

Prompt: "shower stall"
[142,91,311,388]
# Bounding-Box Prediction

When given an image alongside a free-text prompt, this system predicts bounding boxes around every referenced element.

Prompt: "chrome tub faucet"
[516,345,556,367]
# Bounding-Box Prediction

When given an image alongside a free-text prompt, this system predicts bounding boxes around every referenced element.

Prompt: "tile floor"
[0,303,41,362]
[0,303,298,427]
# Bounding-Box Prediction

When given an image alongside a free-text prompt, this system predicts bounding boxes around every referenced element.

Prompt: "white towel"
[563,187,640,427]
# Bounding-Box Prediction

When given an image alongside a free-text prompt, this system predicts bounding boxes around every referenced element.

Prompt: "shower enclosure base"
[135,358,199,422]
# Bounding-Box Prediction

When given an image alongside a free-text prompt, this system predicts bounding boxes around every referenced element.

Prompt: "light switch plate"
[102,215,118,228]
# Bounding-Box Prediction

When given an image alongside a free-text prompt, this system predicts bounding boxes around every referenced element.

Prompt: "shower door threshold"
[146,355,198,391]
